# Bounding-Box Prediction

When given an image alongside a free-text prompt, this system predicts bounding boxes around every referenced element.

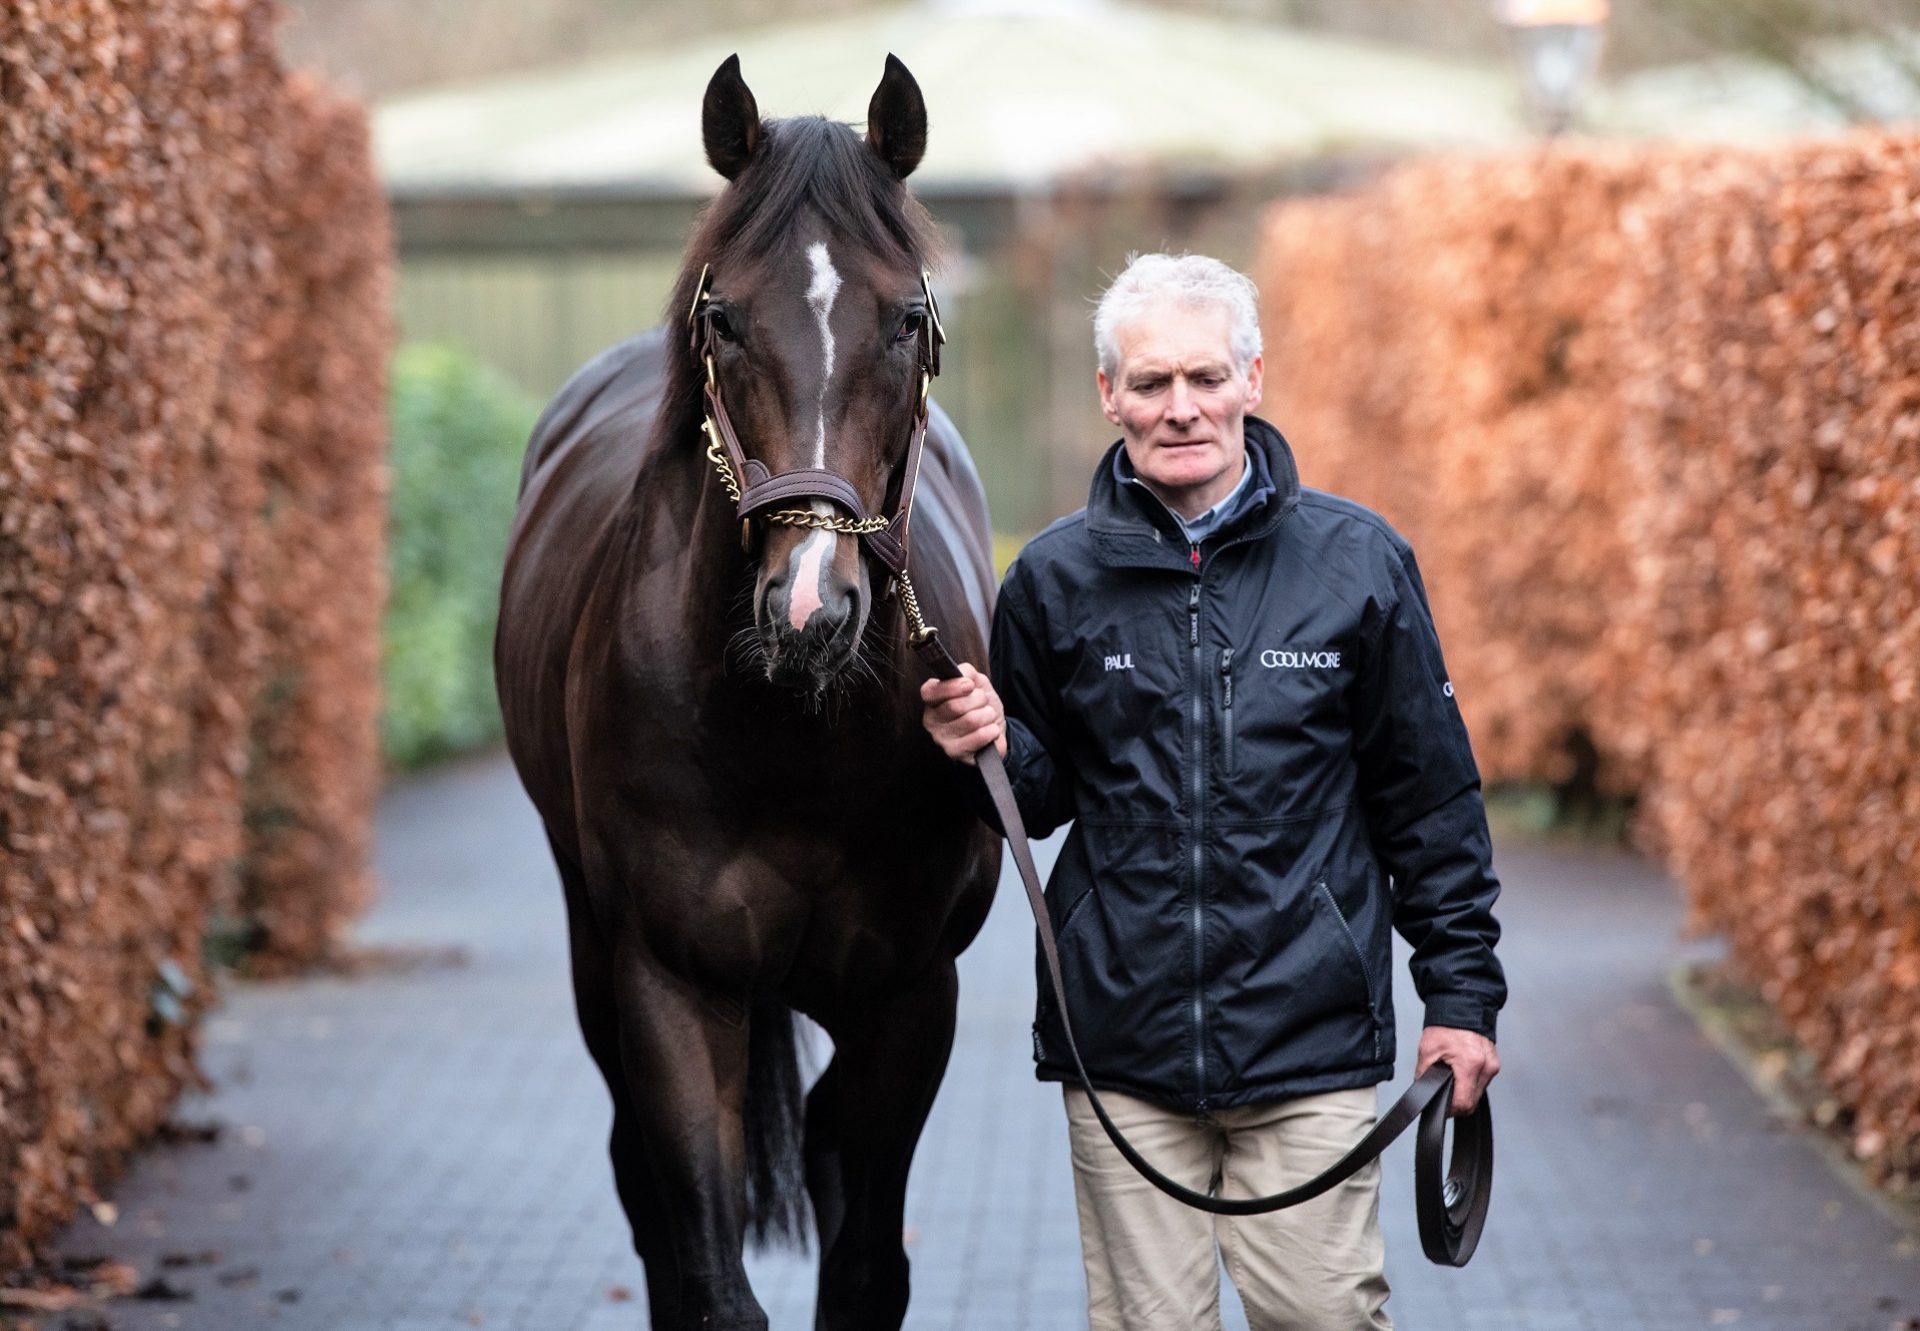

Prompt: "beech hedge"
[0,1,389,1267]
[1256,133,1920,1191]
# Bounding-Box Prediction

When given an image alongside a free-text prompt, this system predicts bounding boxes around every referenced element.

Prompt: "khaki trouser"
[1063,1085,1394,1331]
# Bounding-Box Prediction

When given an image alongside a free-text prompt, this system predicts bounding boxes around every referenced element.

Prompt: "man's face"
[1098,299,1264,519]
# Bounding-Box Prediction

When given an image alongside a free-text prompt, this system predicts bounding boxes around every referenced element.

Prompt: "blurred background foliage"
[382,343,538,770]
[282,0,1920,104]
[285,0,1920,768]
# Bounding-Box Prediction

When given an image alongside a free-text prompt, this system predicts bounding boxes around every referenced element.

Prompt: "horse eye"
[895,311,925,343]
[710,308,739,343]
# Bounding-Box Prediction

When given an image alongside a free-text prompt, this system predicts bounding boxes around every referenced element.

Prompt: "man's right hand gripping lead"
[920,662,1008,765]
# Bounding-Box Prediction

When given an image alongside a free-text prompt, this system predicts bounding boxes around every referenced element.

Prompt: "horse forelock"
[660,115,939,439]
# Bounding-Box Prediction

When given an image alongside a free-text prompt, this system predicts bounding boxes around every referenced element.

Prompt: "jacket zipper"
[1219,648,1235,774]
[1125,479,1296,1108]
[1188,549,1208,1109]
[1317,876,1383,1061]
[1132,478,1219,1113]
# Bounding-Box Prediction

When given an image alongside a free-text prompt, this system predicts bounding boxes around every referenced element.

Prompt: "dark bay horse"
[494,55,1001,1331]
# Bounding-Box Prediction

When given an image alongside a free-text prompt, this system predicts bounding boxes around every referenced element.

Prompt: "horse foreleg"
[612,943,767,1331]
[554,838,683,1329]
[804,1058,847,1256]
[812,962,959,1331]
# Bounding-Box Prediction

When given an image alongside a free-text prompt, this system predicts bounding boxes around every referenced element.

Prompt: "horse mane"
[658,115,940,442]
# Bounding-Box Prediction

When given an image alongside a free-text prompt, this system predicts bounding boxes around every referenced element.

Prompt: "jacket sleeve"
[966,561,1075,839]
[1350,542,1507,1040]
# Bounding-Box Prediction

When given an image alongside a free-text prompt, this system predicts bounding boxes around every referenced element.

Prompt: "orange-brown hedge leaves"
[1616,135,1920,1189]
[1256,133,1920,1191]
[1258,148,1658,795]
[238,75,391,975]
[0,0,390,1270]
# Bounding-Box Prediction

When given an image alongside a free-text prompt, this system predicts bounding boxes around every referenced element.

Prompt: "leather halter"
[687,262,945,635]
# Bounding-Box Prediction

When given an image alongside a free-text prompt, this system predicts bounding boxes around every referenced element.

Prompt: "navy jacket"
[989,417,1506,1112]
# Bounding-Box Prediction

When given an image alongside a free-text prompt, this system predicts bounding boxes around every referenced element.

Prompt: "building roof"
[374,0,1533,196]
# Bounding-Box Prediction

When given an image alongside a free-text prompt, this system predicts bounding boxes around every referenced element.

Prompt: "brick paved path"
[45,755,1919,1330]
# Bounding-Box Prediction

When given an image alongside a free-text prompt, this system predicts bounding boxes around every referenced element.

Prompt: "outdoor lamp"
[1493,0,1610,136]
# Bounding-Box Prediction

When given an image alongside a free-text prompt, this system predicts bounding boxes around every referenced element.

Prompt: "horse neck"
[625,408,749,651]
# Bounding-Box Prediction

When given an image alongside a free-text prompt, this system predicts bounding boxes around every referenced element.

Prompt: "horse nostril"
[757,573,785,626]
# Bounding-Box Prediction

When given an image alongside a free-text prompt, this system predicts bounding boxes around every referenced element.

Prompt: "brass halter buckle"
[920,269,945,380]
[687,263,713,346]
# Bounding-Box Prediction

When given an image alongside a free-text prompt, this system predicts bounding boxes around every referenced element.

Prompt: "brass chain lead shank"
[703,422,889,534]
[766,508,889,535]
[703,422,742,504]
[894,569,935,645]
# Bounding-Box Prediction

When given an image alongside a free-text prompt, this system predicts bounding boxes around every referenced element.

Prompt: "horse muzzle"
[757,576,865,692]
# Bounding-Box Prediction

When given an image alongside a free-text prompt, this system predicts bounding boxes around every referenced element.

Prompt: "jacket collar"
[1113,440,1264,542]
[1085,416,1302,571]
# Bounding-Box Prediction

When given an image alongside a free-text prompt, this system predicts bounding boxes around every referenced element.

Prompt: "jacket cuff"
[1422,995,1498,1041]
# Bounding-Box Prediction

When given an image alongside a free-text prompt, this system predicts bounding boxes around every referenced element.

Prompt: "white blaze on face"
[805,241,841,468]
[785,500,838,632]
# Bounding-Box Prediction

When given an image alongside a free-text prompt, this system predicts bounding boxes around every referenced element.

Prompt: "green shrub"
[383,343,538,770]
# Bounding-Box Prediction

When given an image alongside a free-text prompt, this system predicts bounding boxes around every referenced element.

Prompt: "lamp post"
[1494,0,1610,137]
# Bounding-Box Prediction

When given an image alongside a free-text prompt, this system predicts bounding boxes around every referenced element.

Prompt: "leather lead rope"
[909,632,1493,1266]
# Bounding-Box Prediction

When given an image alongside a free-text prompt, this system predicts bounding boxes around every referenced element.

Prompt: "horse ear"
[866,53,927,180]
[703,54,761,181]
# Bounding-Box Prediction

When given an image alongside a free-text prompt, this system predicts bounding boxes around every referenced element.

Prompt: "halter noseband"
[688,261,946,642]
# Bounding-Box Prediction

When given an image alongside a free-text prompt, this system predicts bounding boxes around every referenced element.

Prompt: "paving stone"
[41,755,1920,1329]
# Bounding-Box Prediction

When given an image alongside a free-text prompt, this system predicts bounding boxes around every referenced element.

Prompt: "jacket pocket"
[1218,647,1235,775]
[1035,851,1096,1033]
[1036,819,1187,1088]
[1034,885,1081,1063]
[1214,641,1356,824]
[1315,874,1384,1062]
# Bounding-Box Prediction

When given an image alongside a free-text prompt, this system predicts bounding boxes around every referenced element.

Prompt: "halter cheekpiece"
[688,262,946,642]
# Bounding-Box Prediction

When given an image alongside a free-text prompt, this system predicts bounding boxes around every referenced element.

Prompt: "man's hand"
[919,662,1008,765]
[1415,1026,1500,1116]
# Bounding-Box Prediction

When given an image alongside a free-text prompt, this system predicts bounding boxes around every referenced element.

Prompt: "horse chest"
[608,806,966,999]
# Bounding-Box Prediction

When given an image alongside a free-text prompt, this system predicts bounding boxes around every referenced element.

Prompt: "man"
[919,253,1505,1331]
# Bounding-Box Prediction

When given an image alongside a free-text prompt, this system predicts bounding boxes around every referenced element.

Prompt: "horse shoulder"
[497,327,675,845]
[517,327,670,493]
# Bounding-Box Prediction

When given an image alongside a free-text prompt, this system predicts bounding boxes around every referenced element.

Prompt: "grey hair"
[1093,252,1263,378]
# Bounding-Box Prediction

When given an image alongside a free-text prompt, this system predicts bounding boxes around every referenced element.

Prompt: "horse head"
[687,54,938,698]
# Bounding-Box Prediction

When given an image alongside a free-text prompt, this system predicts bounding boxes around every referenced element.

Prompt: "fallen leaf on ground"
[159,1251,219,1269]
[132,1277,193,1302]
